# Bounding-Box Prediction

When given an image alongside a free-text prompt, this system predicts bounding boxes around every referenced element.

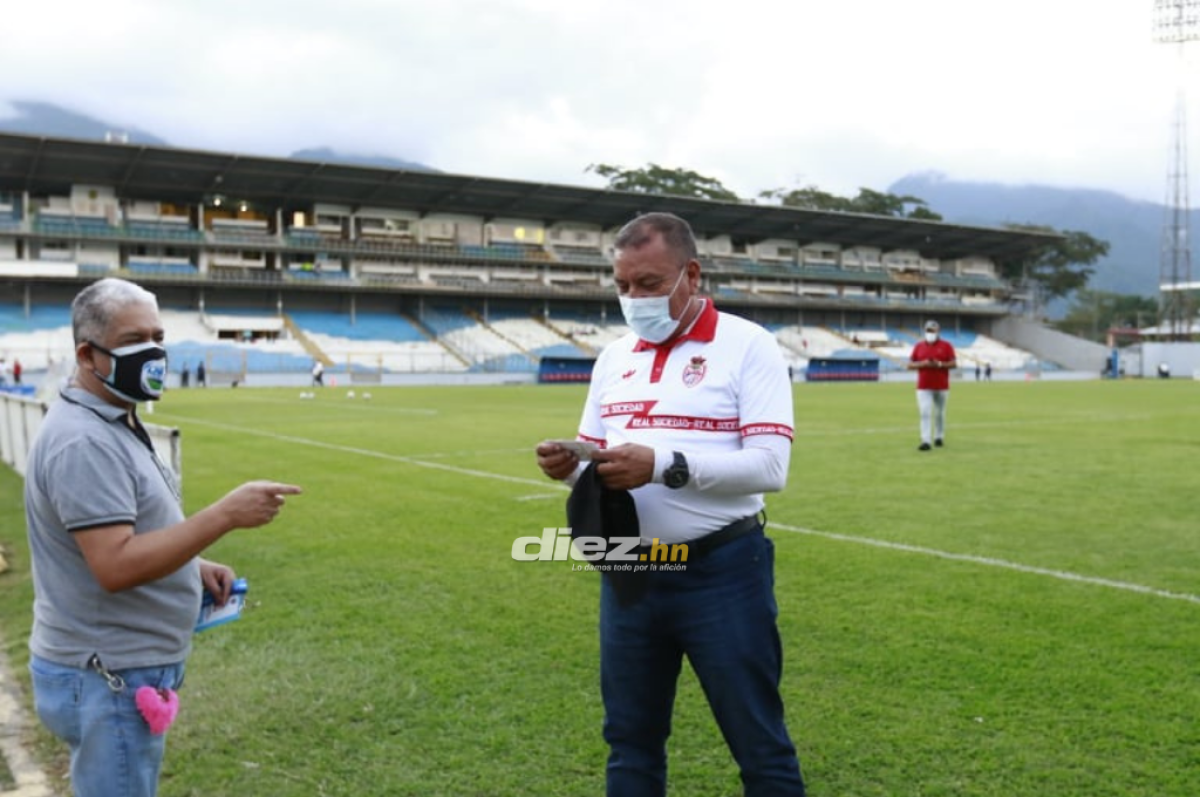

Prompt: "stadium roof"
[0,132,1060,263]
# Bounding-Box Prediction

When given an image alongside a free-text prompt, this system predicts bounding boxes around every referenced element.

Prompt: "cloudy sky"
[0,0,1191,204]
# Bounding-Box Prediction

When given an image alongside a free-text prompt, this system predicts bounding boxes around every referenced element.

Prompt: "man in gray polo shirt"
[25,278,302,797]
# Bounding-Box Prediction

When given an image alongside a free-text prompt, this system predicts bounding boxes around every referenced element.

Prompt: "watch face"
[664,466,688,489]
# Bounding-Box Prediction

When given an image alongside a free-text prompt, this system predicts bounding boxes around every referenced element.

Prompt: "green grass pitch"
[0,379,1196,796]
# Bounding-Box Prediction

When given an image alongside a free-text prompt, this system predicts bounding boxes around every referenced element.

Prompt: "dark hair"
[613,212,698,267]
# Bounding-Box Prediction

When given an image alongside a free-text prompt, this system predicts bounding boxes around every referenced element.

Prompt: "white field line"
[157,414,1198,606]
[770,521,1200,605]
[791,413,1164,438]
[210,394,440,416]
[159,414,557,489]
[515,493,569,502]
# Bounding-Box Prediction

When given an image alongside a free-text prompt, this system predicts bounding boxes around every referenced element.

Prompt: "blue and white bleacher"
[286,310,426,342]
[0,303,71,333]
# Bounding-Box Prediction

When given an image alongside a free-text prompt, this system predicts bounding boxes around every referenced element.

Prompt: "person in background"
[195,360,206,387]
[907,319,957,451]
[13,358,22,385]
[25,277,302,797]
[536,212,806,796]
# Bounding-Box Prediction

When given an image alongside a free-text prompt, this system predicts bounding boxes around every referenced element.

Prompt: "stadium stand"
[0,200,22,230]
[285,309,464,374]
[859,326,1034,371]
[0,303,71,334]
[0,132,1067,380]
[956,333,1036,370]
[124,217,205,243]
[0,303,73,371]
[35,213,117,237]
[414,306,533,371]
[773,325,856,359]
[285,310,427,343]
[541,312,630,354]
[482,309,590,359]
[127,258,199,277]
[157,308,468,377]
[157,309,306,382]
[548,246,610,267]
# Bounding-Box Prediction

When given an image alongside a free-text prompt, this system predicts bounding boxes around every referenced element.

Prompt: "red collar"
[633,298,717,353]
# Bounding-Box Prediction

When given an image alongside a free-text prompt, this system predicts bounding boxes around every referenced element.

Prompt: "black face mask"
[89,340,168,403]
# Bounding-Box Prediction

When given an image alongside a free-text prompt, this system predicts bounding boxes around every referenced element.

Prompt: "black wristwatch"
[663,451,689,489]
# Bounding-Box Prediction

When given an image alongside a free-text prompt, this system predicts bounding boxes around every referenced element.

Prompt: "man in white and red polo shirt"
[907,319,958,451]
[536,212,805,797]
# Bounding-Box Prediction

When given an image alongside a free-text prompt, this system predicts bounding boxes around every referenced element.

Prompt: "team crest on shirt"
[682,356,707,387]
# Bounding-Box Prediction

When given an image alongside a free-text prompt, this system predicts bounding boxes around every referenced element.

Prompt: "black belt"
[608,515,765,607]
[689,514,762,557]
[635,514,761,560]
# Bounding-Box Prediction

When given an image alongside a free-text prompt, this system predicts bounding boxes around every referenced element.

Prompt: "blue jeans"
[599,529,806,796]
[29,655,186,797]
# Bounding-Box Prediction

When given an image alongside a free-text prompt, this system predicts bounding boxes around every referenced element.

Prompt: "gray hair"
[613,212,699,268]
[72,278,158,345]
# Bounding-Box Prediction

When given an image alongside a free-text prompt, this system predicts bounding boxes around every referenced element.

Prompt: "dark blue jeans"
[599,529,806,797]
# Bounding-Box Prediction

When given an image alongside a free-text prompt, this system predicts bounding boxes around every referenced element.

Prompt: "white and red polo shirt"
[576,298,794,543]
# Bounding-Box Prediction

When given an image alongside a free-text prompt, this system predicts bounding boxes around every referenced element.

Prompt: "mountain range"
[889,172,1171,298]
[0,101,1176,299]
[0,100,434,172]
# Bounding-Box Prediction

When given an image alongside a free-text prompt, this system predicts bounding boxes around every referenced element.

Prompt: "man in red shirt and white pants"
[907,319,957,451]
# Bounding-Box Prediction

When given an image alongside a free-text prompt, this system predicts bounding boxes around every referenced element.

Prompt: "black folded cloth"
[566,462,647,606]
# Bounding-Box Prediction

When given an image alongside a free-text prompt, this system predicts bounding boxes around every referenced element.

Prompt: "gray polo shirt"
[26,386,199,670]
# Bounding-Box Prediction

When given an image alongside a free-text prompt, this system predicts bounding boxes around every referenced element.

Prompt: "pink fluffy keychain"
[135,686,180,734]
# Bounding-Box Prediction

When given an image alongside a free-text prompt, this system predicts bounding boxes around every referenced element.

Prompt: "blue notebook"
[194,578,249,632]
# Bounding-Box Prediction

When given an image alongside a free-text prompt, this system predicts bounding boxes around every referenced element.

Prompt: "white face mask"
[618,267,689,343]
[924,332,938,344]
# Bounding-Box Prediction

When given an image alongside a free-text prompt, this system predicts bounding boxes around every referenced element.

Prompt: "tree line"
[587,163,1113,330]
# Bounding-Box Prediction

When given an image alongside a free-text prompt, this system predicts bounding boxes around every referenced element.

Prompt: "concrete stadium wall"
[991,316,1109,372]
[1124,342,1200,378]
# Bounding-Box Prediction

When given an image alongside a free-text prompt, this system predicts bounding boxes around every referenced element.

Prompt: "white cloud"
[0,0,1194,203]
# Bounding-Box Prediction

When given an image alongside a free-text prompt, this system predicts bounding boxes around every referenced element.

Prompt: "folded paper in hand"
[550,439,599,460]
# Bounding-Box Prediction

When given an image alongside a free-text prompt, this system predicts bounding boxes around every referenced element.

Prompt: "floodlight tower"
[1153,0,1199,340]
